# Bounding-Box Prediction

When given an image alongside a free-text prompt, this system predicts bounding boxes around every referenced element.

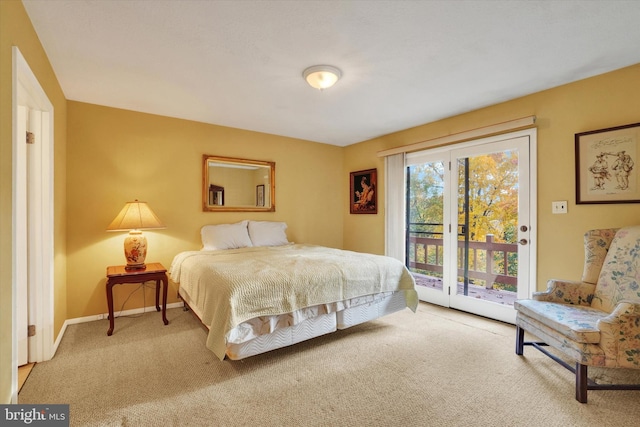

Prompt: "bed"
[169,220,418,360]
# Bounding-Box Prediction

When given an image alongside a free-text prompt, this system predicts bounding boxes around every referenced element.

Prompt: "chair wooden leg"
[516,326,525,355]
[576,363,588,403]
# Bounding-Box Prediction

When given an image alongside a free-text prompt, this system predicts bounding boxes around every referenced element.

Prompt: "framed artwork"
[575,122,640,204]
[350,168,377,214]
[256,184,265,207]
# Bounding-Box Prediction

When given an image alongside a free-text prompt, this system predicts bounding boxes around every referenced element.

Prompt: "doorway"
[12,46,55,403]
[405,130,536,324]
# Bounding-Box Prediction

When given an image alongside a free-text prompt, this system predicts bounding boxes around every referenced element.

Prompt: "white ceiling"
[22,0,640,147]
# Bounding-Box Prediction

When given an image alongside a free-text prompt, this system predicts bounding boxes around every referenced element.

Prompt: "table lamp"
[106,200,165,269]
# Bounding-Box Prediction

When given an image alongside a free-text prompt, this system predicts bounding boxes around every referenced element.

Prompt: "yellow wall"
[66,102,344,318]
[343,63,640,290]
[2,0,639,406]
[0,0,67,403]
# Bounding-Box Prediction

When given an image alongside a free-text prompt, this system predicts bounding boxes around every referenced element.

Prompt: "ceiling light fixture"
[303,65,342,90]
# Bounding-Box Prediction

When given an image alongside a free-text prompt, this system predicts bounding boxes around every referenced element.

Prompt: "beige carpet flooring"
[19,303,640,426]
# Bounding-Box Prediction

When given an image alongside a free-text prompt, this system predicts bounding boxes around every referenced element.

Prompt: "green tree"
[458,151,518,244]
[408,162,446,271]
[408,152,520,282]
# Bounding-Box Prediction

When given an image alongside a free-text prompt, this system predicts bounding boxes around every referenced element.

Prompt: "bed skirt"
[180,288,410,360]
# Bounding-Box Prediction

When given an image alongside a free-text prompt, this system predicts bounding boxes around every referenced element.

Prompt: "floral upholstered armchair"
[515,226,640,403]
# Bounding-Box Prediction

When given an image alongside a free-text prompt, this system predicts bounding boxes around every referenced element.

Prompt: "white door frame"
[405,128,537,323]
[448,135,533,324]
[11,46,55,403]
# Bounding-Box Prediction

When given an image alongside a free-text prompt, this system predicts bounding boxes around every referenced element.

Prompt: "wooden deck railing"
[408,234,518,289]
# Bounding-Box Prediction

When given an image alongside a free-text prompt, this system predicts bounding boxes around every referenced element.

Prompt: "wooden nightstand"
[105,262,169,336]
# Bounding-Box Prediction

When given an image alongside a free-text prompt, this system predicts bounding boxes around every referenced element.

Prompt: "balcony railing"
[407,227,518,290]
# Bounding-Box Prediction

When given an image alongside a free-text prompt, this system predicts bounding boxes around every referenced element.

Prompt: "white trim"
[402,128,538,323]
[10,54,21,404]
[11,46,55,404]
[528,128,538,298]
[405,128,536,160]
[378,116,536,157]
[15,106,28,367]
[52,303,184,353]
[447,135,531,324]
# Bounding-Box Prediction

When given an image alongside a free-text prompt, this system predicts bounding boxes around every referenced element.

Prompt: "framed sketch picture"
[575,123,640,204]
[350,168,377,214]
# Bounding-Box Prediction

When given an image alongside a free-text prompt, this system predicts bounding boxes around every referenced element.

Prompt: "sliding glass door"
[406,130,535,324]
[406,152,450,307]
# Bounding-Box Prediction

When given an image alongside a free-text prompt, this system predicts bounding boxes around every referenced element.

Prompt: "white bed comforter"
[170,244,418,359]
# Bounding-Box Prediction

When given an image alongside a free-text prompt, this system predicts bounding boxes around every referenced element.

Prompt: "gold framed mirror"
[203,155,275,212]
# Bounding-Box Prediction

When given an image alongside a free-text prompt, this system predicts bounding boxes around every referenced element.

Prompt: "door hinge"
[448,287,451,295]
[28,325,36,337]
[26,131,35,144]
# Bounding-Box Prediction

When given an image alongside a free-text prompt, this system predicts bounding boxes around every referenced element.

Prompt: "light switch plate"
[552,201,568,214]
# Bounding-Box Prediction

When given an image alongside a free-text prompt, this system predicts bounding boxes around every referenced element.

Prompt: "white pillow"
[248,221,289,247]
[201,220,253,250]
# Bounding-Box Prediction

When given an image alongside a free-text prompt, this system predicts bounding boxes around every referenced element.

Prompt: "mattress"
[338,290,408,329]
[226,291,407,360]
[225,292,396,343]
[226,312,337,360]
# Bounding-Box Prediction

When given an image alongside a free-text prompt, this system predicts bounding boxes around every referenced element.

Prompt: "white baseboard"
[51,302,184,356]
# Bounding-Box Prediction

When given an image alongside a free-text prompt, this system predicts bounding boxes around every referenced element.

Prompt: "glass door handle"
[519,239,528,245]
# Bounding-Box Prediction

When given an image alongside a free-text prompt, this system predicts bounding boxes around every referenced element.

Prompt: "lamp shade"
[106,200,165,231]
[303,65,341,90]
[107,200,165,269]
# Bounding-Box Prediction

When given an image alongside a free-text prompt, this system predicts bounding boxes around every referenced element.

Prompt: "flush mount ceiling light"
[303,65,342,90]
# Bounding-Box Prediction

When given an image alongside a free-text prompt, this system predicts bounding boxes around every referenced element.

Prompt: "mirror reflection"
[203,155,275,212]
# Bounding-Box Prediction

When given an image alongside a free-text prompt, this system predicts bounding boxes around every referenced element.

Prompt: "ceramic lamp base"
[124,230,147,269]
